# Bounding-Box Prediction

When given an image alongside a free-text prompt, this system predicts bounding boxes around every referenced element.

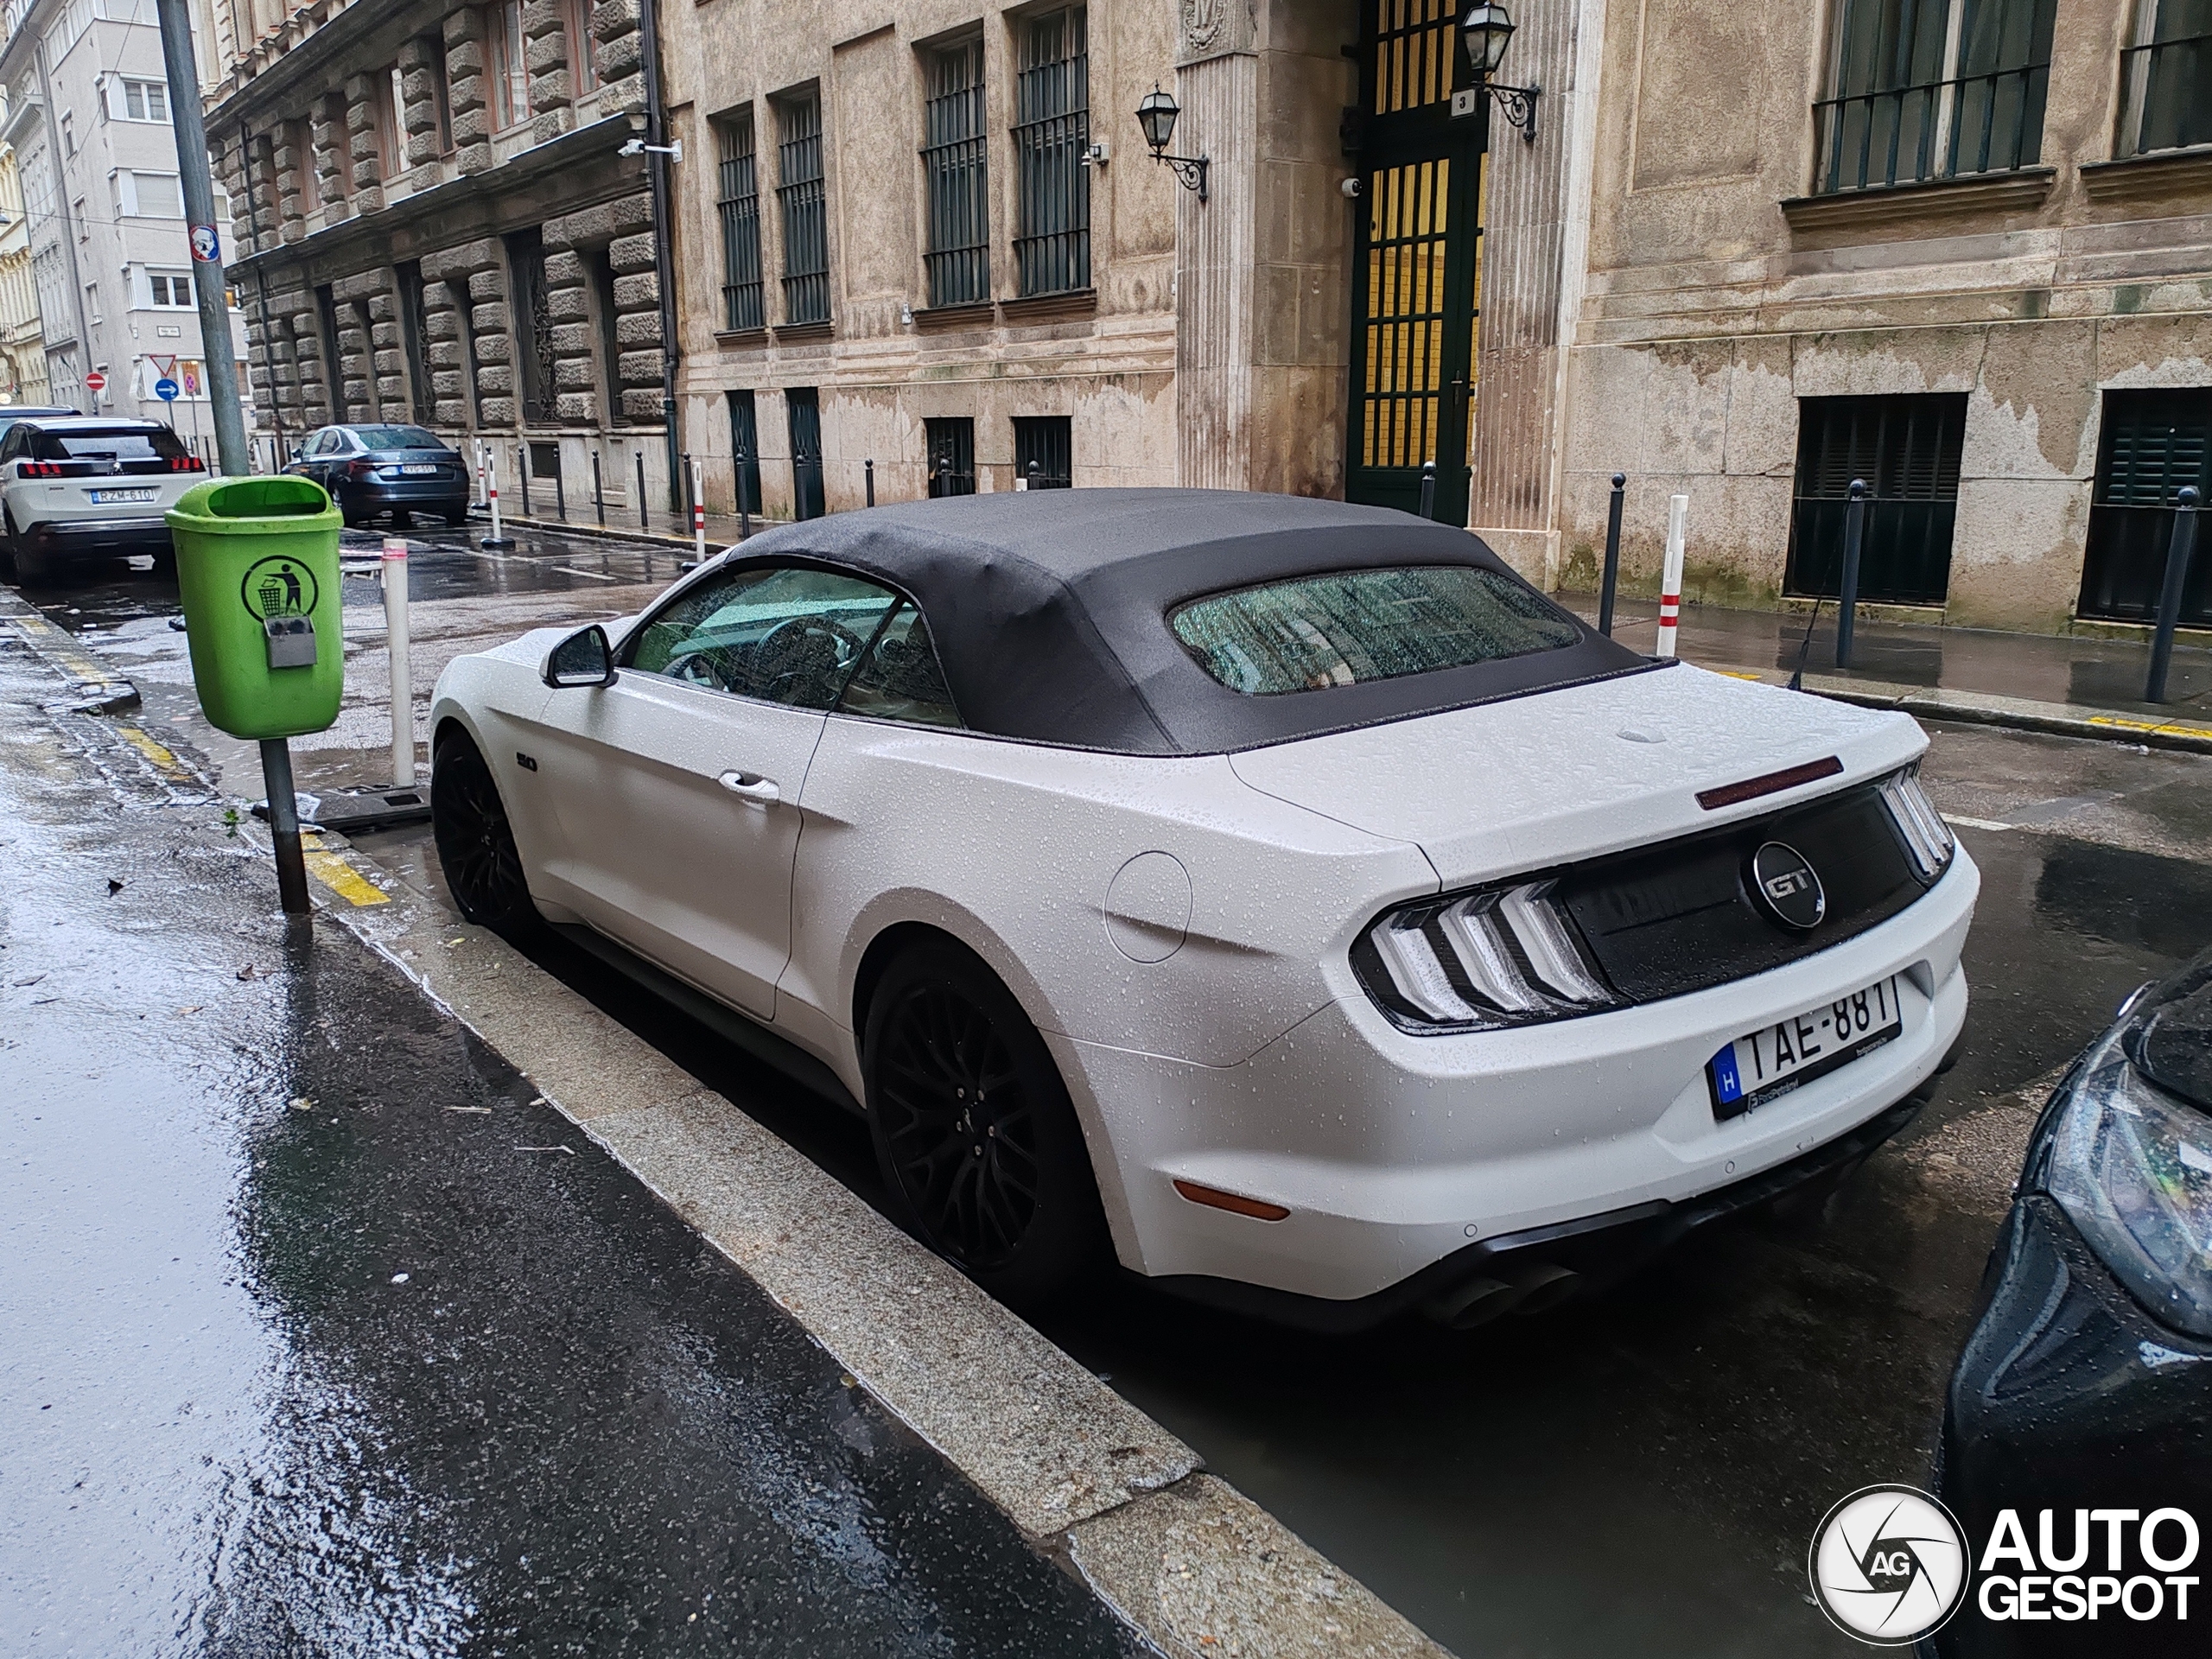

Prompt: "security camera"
[1340,176,1363,199]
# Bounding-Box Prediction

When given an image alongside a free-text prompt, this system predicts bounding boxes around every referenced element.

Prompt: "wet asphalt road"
[0,640,1145,1655]
[13,524,2212,1656]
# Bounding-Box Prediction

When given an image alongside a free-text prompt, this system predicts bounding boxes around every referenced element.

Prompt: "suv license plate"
[399,464,440,475]
[90,487,159,504]
[1707,974,1904,1120]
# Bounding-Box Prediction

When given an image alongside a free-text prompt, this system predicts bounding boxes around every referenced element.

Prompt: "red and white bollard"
[474,439,486,508]
[691,456,707,562]
[482,452,513,549]
[1656,493,1688,660]
[382,536,415,787]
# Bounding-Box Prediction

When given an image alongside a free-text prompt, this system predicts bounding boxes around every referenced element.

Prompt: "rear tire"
[861,939,1107,1308]
[430,728,540,936]
[444,508,470,528]
[391,508,412,531]
[340,492,365,528]
[0,514,17,582]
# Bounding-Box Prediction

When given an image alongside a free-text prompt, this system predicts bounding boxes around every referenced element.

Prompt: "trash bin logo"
[241,555,321,621]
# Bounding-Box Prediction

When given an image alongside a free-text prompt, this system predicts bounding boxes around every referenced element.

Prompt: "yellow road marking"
[113,724,200,786]
[1711,669,1766,681]
[10,615,124,688]
[2086,714,2212,741]
[298,831,391,907]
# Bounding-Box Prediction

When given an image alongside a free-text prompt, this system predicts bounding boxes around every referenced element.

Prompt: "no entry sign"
[84,370,105,393]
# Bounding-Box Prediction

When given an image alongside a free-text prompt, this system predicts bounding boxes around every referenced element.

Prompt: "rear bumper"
[22,515,172,556]
[346,480,468,509]
[1055,851,1978,1316]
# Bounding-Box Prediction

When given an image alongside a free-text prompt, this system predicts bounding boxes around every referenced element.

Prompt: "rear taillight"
[1356,880,1618,1033]
[17,461,60,478]
[346,458,378,479]
[1877,766,1954,882]
[168,455,204,472]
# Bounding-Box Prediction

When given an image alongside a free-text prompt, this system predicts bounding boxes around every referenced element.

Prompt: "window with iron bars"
[1812,0,2055,194]
[1012,5,1089,296]
[717,111,765,331]
[777,91,830,326]
[2116,0,2212,158]
[921,38,989,308]
[926,417,976,496]
[1014,416,1071,487]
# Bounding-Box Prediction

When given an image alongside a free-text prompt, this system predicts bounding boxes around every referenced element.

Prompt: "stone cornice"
[2079,147,2212,204]
[1779,168,2056,236]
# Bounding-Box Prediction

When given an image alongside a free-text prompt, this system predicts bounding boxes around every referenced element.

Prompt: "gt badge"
[1751,841,1826,931]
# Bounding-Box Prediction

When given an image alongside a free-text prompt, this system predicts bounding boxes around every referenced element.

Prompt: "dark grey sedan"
[286,423,470,528]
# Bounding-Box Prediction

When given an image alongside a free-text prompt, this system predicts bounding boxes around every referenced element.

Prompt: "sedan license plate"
[1707,975,1903,1119]
[89,487,158,504]
[398,464,441,475]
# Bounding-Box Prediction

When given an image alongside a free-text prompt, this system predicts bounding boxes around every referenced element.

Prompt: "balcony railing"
[1813,63,2047,195]
[2117,32,2212,159]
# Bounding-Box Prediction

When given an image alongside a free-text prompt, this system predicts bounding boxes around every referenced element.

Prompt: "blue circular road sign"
[155,378,180,401]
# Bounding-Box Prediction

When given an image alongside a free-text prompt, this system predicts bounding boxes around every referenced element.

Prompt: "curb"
[0,589,141,714]
[56,691,1452,1659]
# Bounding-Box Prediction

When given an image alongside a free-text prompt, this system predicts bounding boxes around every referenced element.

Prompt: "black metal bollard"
[1417,460,1437,521]
[592,450,605,525]
[865,458,874,507]
[635,451,648,531]
[1027,461,1040,492]
[1834,479,1868,671]
[2147,486,2202,704]
[518,444,531,517]
[1598,471,1626,636]
[553,452,566,521]
[739,449,753,539]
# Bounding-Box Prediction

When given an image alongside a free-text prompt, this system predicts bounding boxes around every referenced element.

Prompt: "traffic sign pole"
[159,0,302,915]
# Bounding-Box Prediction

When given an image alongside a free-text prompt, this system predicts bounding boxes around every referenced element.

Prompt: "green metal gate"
[1345,0,1487,525]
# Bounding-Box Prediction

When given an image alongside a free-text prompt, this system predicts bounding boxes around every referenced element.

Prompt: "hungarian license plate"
[90,487,157,504]
[1707,975,1904,1119]
[399,464,441,475]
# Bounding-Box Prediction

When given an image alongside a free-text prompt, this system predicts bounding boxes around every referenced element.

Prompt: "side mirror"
[543,624,616,688]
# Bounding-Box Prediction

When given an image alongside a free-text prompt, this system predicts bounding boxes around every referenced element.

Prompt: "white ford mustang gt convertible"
[429,490,1977,1327]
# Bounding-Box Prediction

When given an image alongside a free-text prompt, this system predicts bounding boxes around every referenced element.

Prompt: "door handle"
[718,770,781,805]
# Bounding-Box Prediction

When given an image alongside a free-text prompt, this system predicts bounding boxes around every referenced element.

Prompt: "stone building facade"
[0,85,48,405]
[201,0,672,505]
[1541,0,2212,635]
[0,0,250,429]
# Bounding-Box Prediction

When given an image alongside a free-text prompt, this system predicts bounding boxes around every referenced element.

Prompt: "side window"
[836,602,961,728]
[625,563,903,709]
[309,429,338,455]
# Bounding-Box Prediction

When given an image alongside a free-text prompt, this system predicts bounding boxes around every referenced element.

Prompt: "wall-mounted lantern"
[1462,3,1541,143]
[1135,85,1209,202]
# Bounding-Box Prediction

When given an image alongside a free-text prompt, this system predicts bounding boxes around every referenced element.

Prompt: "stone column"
[270,120,308,243]
[423,238,504,427]
[445,10,494,175]
[523,0,574,145]
[398,35,444,193]
[593,0,645,114]
[608,217,664,423]
[1172,0,1258,492]
[343,73,385,215]
[310,97,351,222]
[470,267,518,429]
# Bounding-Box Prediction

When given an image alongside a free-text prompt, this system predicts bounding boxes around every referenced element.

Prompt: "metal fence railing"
[1812,62,2047,194]
[2117,32,2212,158]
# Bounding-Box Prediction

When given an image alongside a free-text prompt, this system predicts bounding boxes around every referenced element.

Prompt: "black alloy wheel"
[430,729,538,934]
[863,941,1106,1307]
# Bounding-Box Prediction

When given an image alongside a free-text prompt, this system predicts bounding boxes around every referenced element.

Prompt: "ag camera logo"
[1809,1484,1970,1644]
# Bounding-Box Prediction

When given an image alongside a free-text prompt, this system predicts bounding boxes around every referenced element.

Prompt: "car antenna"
[1786,594,1825,692]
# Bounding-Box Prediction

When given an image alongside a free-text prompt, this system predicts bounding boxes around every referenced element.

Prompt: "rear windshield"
[35,425,188,461]
[1169,565,1582,696]
[353,425,445,450]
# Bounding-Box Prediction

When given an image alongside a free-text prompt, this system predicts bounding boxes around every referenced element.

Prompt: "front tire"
[430,728,539,935]
[862,940,1106,1307]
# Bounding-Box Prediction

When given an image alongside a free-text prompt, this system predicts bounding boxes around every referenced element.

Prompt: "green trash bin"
[167,475,346,741]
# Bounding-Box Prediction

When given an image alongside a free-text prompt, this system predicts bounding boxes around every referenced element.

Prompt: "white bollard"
[382,535,415,787]
[482,452,512,548]
[691,456,706,561]
[474,439,486,508]
[1656,493,1688,660]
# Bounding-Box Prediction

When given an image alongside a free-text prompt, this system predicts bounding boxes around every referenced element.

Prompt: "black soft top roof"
[722,488,1652,754]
